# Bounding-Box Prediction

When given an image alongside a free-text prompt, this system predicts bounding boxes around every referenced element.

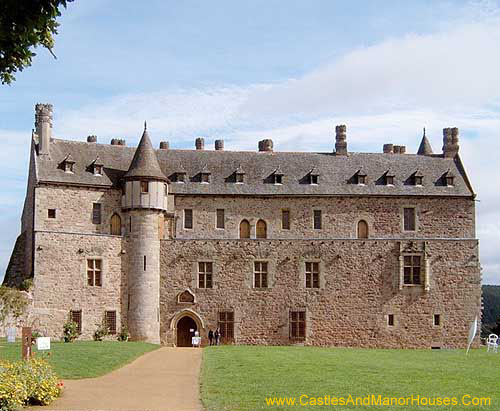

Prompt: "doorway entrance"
[176,316,197,347]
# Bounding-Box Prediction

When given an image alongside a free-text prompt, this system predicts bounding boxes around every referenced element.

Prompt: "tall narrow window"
[289,311,306,340]
[184,209,193,229]
[110,213,122,235]
[256,220,267,239]
[305,262,320,288]
[129,216,132,233]
[239,220,250,239]
[313,210,322,230]
[388,314,394,326]
[216,209,225,229]
[92,203,102,225]
[254,261,268,288]
[144,255,147,271]
[105,311,117,334]
[218,311,234,342]
[403,207,416,231]
[198,262,213,288]
[281,209,290,230]
[357,220,369,239]
[141,181,149,193]
[70,310,82,334]
[87,259,102,286]
[434,314,441,326]
[403,255,422,285]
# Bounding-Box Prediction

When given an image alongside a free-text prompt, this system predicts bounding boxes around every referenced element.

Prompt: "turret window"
[141,181,149,193]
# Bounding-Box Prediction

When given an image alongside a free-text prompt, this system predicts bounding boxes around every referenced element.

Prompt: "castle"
[3,104,481,348]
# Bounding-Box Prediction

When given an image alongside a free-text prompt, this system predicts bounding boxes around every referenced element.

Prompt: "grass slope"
[201,346,499,411]
[0,339,159,379]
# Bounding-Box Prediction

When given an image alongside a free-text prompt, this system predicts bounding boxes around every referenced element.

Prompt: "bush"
[63,321,79,343]
[93,324,108,341]
[0,358,62,410]
[117,326,129,342]
[20,279,33,292]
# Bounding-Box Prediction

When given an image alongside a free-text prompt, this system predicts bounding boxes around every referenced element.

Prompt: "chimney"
[335,125,347,155]
[383,144,394,154]
[87,135,97,143]
[443,127,459,158]
[159,141,169,150]
[118,139,126,146]
[259,139,273,152]
[35,103,53,156]
[195,137,205,150]
[215,139,224,151]
[393,145,401,154]
[400,146,406,154]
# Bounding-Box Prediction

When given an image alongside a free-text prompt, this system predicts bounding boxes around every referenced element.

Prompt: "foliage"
[19,279,33,292]
[0,0,74,85]
[0,340,159,379]
[117,326,129,342]
[62,321,79,343]
[481,285,500,337]
[0,286,29,322]
[0,358,61,410]
[201,346,500,411]
[93,323,109,342]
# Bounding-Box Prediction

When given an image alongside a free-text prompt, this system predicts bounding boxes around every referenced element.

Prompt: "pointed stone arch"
[169,308,205,331]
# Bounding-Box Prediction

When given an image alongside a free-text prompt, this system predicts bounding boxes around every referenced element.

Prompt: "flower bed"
[0,358,62,410]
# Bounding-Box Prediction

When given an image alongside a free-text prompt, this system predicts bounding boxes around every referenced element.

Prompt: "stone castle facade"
[3,104,482,348]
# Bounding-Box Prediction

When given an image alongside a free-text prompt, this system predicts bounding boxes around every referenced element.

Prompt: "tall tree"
[0,0,73,85]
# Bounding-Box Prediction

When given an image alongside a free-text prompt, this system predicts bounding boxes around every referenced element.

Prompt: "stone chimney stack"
[35,103,53,156]
[215,139,224,151]
[195,137,205,150]
[443,127,460,158]
[335,125,347,156]
[258,139,274,152]
[87,135,97,143]
[383,144,394,154]
[159,141,169,150]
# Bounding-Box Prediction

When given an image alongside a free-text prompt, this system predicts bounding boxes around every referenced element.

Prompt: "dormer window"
[308,168,320,185]
[235,164,245,184]
[413,170,424,186]
[272,166,284,185]
[200,165,211,183]
[94,165,103,176]
[444,169,455,186]
[176,172,186,183]
[61,154,75,173]
[385,170,395,186]
[356,169,367,185]
[90,156,103,176]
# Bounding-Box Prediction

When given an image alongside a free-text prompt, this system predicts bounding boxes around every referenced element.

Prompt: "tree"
[0,0,74,85]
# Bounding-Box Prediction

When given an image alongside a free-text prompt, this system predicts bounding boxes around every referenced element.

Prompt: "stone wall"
[173,196,475,240]
[159,238,481,348]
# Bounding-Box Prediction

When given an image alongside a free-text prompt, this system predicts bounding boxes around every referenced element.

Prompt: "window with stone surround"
[403,207,416,231]
[70,310,82,334]
[105,311,117,334]
[305,262,319,288]
[289,311,306,340]
[184,209,193,229]
[357,220,369,239]
[216,209,225,229]
[434,314,441,326]
[254,261,268,288]
[48,209,56,219]
[313,209,322,230]
[256,219,267,239]
[282,209,290,230]
[387,314,394,326]
[92,203,102,225]
[198,262,213,288]
[239,219,250,239]
[218,311,234,342]
[403,255,422,285]
[87,259,102,287]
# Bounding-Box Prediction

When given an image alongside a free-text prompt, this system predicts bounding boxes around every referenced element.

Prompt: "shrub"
[0,286,29,322]
[0,358,62,410]
[117,326,129,342]
[63,321,79,343]
[20,279,33,292]
[93,324,108,341]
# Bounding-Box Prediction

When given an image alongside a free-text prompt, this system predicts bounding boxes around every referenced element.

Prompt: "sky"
[0,0,499,284]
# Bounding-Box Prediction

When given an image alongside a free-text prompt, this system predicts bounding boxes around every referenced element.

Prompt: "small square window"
[177,172,186,183]
[236,173,244,183]
[274,175,283,185]
[415,176,423,186]
[358,175,367,185]
[48,209,56,219]
[310,175,319,185]
[434,314,441,326]
[201,173,210,183]
[446,176,454,186]
[141,181,149,193]
[388,314,394,326]
[386,175,394,185]
[65,163,74,173]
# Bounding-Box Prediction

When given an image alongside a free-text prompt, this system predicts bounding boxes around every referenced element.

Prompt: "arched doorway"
[177,316,197,347]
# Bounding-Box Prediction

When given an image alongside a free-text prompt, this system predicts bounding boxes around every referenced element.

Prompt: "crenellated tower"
[122,123,168,343]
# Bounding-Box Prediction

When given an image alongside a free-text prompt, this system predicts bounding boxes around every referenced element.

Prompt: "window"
[414,176,423,186]
[403,255,422,285]
[201,173,210,183]
[282,210,290,230]
[177,172,186,183]
[105,311,117,334]
[92,203,102,225]
[254,261,268,288]
[216,209,225,229]
[386,175,394,185]
[446,176,454,186]
[357,220,369,239]
[403,208,416,231]
[236,173,244,183]
[305,262,319,288]
[388,314,394,326]
[65,162,74,173]
[239,219,250,239]
[184,209,193,229]
[256,219,267,239]
[94,165,103,176]
[218,311,234,342]
[144,255,147,271]
[87,259,102,286]
[198,262,213,288]
[274,174,283,184]
[434,314,441,326]
[70,310,82,334]
[358,175,367,185]
[48,209,56,219]
[310,174,319,185]
[289,311,306,340]
[110,213,121,235]
[313,210,322,230]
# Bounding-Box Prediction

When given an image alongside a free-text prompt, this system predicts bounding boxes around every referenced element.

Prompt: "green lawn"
[201,346,499,411]
[0,338,159,379]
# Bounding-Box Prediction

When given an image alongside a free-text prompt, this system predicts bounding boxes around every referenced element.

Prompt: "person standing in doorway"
[208,329,214,346]
[214,328,220,346]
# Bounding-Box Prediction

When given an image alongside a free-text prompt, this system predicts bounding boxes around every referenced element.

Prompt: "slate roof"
[35,138,475,197]
[417,130,434,155]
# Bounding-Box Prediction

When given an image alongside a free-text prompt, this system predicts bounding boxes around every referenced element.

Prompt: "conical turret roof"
[417,128,433,155]
[124,125,167,181]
